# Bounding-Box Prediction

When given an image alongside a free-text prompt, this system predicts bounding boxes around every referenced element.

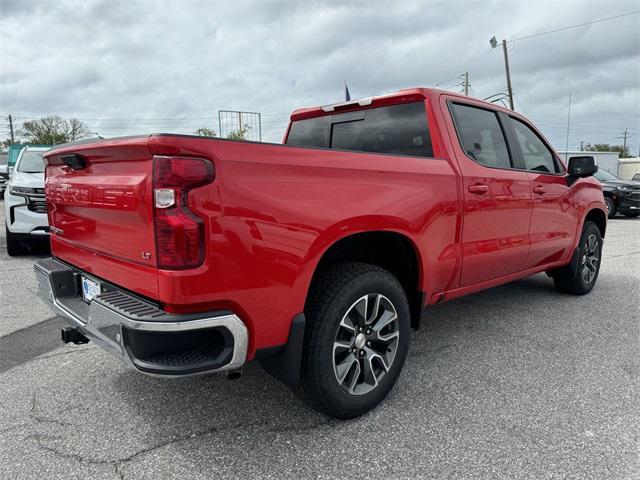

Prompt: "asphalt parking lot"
[0,205,638,480]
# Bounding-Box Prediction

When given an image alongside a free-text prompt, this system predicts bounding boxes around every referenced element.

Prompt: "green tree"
[226,124,250,141]
[194,127,217,137]
[583,143,630,158]
[20,116,90,145]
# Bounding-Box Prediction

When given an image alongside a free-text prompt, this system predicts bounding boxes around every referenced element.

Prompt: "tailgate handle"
[61,153,88,170]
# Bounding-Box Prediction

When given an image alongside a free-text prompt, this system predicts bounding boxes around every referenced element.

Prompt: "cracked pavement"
[0,204,638,479]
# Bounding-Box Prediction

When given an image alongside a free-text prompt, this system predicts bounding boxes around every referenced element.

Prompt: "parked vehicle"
[7,144,25,177]
[632,173,640,181]
[0,152,8,198]
[593,169,640,218]
[35,88,606,418]
[5,146,51,255]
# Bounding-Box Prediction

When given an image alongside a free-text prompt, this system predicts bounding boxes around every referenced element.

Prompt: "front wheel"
[624,212,639,218]
[604,197,616,219]
[6,224,25,256]
[552,221,602,295]
[299,263,410,419]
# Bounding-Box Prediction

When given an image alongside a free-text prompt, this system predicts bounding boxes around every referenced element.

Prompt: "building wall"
[618,159,640,180]
[557,151,621,176]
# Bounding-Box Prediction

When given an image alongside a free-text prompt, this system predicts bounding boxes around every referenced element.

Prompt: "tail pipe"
[61,327,90,345]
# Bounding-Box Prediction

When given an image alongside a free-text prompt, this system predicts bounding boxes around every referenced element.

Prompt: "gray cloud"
[1,0,638,150]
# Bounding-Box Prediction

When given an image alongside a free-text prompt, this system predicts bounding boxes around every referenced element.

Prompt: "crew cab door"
[505,116,575,268]
[446,101,533,287]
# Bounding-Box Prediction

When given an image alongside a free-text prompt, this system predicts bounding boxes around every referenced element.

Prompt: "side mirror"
[568,156,597,177]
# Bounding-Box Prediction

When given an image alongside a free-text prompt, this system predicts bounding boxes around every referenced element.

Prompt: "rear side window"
[450,103,511,169]
[510,118,559,173]
[286,116,330,148]
[286,102,433,158]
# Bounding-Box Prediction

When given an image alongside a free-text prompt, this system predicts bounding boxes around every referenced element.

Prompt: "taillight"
[153,156,214,269]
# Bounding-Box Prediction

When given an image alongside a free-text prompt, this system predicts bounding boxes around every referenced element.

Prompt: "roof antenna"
[344,80,351,101]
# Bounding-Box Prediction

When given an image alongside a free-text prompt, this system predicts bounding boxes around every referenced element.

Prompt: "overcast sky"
[1,0,639,150]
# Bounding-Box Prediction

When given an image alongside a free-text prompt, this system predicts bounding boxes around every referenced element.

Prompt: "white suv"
[4,146,50,255]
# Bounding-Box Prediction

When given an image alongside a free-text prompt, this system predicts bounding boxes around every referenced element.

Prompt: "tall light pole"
[490,36,514,110]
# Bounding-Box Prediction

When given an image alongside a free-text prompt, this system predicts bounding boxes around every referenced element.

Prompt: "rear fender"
[291,215,424,310]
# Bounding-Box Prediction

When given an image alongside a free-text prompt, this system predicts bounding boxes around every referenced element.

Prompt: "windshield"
[17,151,45,173]
[594,169,619,182]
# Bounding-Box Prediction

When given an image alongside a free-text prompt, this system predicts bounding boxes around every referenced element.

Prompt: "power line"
[5,113,292,122]
[511,10,640,42]
[433,73,465,88]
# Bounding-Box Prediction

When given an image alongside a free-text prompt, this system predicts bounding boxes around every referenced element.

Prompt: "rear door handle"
[468,184,489,194]
[533,185,545,194]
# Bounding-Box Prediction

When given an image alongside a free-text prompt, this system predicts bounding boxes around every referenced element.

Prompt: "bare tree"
[20,116,90,145]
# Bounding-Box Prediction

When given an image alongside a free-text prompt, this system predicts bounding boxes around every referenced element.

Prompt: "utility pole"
[489,37,514,110]
[8,114,15,144]
[462,72,470,96]
[580,140,584,151]
[618,128,631,157]
[502,40,514,110]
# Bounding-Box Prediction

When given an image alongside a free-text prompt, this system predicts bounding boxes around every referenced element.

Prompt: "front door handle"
[533,185,545,194]
[468,184,489,194]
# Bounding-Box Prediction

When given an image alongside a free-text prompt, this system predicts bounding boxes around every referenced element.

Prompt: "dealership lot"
[0,206,638,479]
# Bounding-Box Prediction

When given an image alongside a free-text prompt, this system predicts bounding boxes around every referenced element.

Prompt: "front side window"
[510,118,559,173]
[286,102,433,158]
[17,151,45,173]
[450,103,511,169]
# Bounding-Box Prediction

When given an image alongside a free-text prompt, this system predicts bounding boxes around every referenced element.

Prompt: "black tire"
[5,224,25,256]
[299,262,410,419]
[623,212,639,218]
[552,221,602,295]
[604,196,616,219]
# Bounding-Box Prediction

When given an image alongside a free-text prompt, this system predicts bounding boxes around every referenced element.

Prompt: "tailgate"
[44,137,159,298]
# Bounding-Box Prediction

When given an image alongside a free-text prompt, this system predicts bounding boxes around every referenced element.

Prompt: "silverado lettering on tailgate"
[46,183,140,210]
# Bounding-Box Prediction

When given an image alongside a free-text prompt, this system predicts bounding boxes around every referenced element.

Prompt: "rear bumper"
[34,257,248,377]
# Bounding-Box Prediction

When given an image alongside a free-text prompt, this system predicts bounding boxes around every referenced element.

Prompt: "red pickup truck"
[35,88,606,418]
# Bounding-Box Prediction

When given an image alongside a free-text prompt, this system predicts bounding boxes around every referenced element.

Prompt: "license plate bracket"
[81,276,101,303]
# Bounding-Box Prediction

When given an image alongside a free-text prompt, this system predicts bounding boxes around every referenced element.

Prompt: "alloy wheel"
[581,233,600,284]
[332,293,400,395]
[605,198,613,216]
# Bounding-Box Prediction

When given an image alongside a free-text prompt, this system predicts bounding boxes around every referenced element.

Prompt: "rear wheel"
[552,221,602,295]
[5,224,25,256]
[604,197,616,219]
[624,212,639,218]
[299,262,410,419]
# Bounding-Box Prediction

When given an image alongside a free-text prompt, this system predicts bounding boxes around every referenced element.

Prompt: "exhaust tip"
[61,327,90,345]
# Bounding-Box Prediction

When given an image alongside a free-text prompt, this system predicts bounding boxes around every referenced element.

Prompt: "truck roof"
[289,87,505,122]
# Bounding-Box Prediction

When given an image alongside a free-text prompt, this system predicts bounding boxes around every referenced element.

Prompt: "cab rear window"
[286,102,434,158]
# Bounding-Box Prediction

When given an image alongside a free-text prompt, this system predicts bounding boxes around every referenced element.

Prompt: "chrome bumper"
[34,258,248,377]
